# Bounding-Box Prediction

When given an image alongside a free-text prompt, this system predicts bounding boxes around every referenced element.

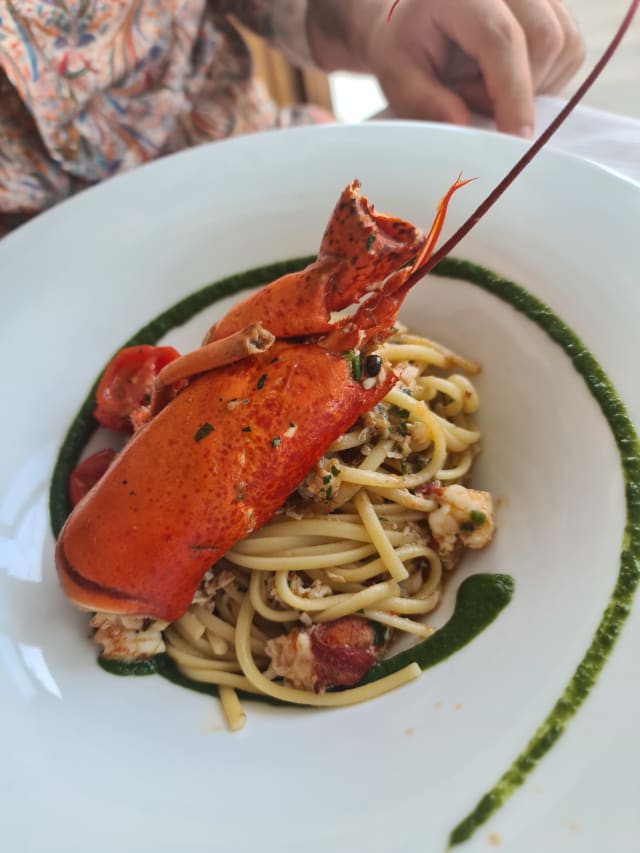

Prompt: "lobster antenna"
[387,0,401,23]
[409,0,640,280]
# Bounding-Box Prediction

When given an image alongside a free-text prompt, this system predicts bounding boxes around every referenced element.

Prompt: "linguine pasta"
[142,328,496,730]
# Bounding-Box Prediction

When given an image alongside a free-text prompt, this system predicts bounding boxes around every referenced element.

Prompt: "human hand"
[308,0,585,137]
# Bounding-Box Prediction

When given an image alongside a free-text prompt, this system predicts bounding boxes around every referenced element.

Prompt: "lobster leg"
[151,323,275,415]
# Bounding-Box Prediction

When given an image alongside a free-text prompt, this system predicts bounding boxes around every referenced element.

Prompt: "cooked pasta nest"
[93,328,495,730]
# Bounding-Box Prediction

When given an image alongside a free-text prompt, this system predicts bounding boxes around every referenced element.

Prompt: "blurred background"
[242,1,639,122]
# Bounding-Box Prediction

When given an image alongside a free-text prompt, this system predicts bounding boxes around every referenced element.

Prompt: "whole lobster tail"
[56,339,398,621]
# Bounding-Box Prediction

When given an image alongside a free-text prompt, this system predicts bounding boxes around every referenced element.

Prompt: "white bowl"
[1,122,639,853]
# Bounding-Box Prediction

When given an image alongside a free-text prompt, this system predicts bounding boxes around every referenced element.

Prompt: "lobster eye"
[365,354,382,377]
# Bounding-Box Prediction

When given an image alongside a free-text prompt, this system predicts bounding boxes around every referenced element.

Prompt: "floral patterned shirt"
[0,0,316,235]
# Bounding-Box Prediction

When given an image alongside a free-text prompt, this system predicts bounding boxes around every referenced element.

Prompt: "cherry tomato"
[94,345,180,432]
[69,449,117,506]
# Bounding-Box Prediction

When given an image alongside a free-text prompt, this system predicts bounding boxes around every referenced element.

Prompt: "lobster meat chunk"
[265,616,386,693]
[56,178,467,622]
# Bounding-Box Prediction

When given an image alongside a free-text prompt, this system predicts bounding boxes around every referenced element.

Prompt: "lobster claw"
[211,178,469,349]
[316,180,425,314]
[317,176,472,352]
[209,181,424,343]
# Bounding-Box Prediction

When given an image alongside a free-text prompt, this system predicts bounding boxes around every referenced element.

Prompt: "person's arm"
[306,0,584,136]
[305,0,371,73]
[216,0,315,67]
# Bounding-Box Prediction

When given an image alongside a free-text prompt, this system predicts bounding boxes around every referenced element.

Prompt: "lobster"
[55,0,639,625]
[55,178,467,622]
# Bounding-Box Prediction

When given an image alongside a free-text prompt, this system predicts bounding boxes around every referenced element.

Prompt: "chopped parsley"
[194,423,215,442]
[463,512,487,532]
[366,234,375,250]
[346,350,362,381]
[323,475,332,484]
[325,486,333,501]
[256,374,267,390]
[390,405,410,419]
[271,437,281,447]
[331,465,340,476]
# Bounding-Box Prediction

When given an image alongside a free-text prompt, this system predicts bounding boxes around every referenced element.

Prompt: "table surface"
[566,0,640,118]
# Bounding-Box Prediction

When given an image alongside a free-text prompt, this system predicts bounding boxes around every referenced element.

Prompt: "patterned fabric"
[0,0,325,236]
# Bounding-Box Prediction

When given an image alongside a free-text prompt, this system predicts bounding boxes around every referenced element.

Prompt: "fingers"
[365,0,584,135]
[451,78,493,119]
[505,0,584,93]
[504,0,564,90]
[435,0,535,136]
[542,0,585,93]
[378,63,473,126]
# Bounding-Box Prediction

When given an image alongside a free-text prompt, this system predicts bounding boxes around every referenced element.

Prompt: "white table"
[493,95,640,185]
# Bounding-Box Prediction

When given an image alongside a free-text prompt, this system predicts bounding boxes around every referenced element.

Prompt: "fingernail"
[516,124,534,140]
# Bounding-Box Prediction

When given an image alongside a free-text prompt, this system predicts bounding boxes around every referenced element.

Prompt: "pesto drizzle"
[430,259,640,847]
[49,256,640,848]
[98,573,513,707]
[360,574,513,683]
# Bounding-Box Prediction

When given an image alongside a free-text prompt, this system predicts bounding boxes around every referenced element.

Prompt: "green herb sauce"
[97,573,512,705]
[49,256,640,848]
[430,259,640,848]
[360,574,514,684]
